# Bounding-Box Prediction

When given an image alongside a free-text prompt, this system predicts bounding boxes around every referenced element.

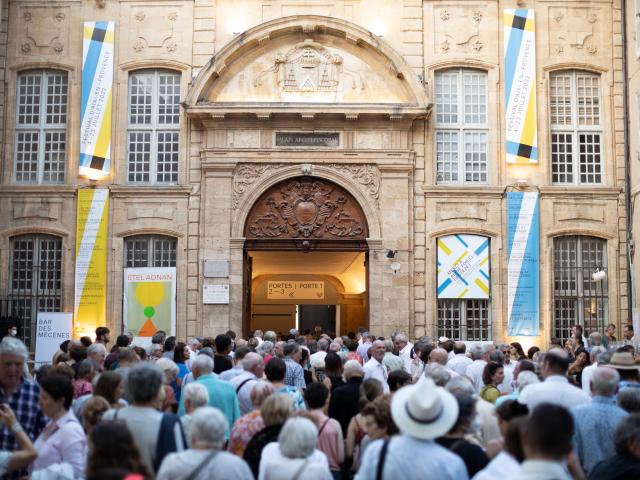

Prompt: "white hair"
[516,371,540,393]
[242,352,263,370]
[155,357,179,383]
[87,342,107,355]
[424,363,451,386]
[190,407,227,449]
[278,417,318,458]
[183,383,209,411]
[257,341,274,356]
[0,337,28,361]
[592,367,620,396]
[395,333,408,343]
[187,337,200,348]
[343,360,364,379]
[192,354,214,375]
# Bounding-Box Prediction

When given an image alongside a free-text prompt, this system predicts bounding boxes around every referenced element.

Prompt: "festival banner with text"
[80,21,114,178]
[437,235,490,299]
[504,9,538,164]
[507,191,540,336]
[74,189,109,332]
[123,268,177,339]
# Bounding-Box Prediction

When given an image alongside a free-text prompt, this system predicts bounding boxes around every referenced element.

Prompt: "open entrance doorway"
[245,251,368,338]
[241,175,370,338]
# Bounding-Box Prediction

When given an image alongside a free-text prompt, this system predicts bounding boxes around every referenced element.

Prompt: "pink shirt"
[312,411,344,472]
[73,378,93,399]
[33,410,87,478]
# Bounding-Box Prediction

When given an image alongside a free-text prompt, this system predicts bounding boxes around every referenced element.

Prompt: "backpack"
[153,412,187,473]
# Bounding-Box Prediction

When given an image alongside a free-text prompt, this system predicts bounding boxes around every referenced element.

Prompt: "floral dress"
[228,410,265,457]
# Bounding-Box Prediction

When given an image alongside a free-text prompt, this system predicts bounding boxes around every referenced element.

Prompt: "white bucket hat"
[391,376,459,440]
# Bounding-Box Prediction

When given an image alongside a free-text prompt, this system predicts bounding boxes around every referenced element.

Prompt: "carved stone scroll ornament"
[232,163,286,209]
[245,177,368,240]
[327,164,380,208]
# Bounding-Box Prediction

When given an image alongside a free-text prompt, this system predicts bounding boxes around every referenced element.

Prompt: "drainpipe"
[622,0,634,322]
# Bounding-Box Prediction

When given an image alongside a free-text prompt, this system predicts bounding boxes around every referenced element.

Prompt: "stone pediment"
[185,16,429,120]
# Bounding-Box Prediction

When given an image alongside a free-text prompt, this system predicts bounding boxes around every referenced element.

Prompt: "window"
[553,236,608,341]
[550,71,602,184]
[124,235,177,268]
[435,69,488,184]
[437,299,490,341]
[8,235,63,348]
[127,70,180,184]
[14,70,68,183]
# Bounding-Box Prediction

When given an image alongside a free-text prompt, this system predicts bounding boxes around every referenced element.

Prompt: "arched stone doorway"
[243,176,369,337]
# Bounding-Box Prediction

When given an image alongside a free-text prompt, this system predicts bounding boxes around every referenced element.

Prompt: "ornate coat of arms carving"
[255,39,363,93]
[245,177,367,240]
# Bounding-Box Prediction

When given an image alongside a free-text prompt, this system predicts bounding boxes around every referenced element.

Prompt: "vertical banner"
[507,192,539,336]
[80,21,115,178]
[123,268,177,340]
[75,189,109,332]
[437,235,490,299]
[35,312,73,365]
[504,9,538,164]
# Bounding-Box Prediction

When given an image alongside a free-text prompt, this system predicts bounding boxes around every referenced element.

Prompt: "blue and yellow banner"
[74,189,109,334]
[507,192,539,336]
[437,235,490,299]
[80,21,114,179]
[504,10,537,164]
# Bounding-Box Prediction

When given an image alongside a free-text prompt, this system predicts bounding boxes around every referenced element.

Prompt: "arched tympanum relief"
[244,177,368,241]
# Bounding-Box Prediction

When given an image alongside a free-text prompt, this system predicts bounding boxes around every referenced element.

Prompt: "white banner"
[35,312,73,365]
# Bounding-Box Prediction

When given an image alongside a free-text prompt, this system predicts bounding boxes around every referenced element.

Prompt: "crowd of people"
[0,322,639,479]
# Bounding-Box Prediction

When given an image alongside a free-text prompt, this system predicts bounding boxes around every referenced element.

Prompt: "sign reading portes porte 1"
[267,281,325,300]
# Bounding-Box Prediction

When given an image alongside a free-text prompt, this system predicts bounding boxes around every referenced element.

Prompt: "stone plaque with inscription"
[275,132,339,147]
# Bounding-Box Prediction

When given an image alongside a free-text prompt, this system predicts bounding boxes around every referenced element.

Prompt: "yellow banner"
[74,189,109,335]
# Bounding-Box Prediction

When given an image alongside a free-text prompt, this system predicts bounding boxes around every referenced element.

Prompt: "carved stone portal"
[244,177,368,240]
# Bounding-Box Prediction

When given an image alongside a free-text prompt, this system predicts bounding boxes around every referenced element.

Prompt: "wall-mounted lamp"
[592,268,606,282]
[386,250,397,259]
[516,179,529,189]
[390,261,401,274]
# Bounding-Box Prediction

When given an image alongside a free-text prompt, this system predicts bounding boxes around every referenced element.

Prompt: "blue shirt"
[178,374,240,439]
[276,385,306,411]
[355,434,468,480]
[283,357,306,389]
[571,396,628,474]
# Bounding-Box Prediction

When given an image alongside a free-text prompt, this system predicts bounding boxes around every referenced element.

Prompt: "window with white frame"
[124,235,177,268]
[435,69,488,184]
[553,236,608,342]
[8,235,63,349]
[127,70,180,184]
[14,70,68,184]
[550,71,602,185]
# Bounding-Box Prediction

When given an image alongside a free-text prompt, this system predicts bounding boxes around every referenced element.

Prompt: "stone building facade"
[0,0,629,350]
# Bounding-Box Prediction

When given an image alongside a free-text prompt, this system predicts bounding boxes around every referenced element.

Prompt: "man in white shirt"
[496,345,515,394]
[580,347,607,395]
[229,352,264,415]
[518,349,590,410]
[356,332,373,362]
[464,345,488,393]
[310,338,329,368]
[393,333,414,373]
[363,340,389,393]
[185,337,200,371]
[447,341,472,375]
[429,348,459,379]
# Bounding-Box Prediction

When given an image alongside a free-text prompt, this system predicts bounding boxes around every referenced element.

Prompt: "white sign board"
[267,281,325,300]
[203,284,230,304]
[35,312,73,365]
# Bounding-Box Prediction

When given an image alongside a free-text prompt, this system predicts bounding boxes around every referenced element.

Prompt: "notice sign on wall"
[35,312,73,365]
[268,281,325,300]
